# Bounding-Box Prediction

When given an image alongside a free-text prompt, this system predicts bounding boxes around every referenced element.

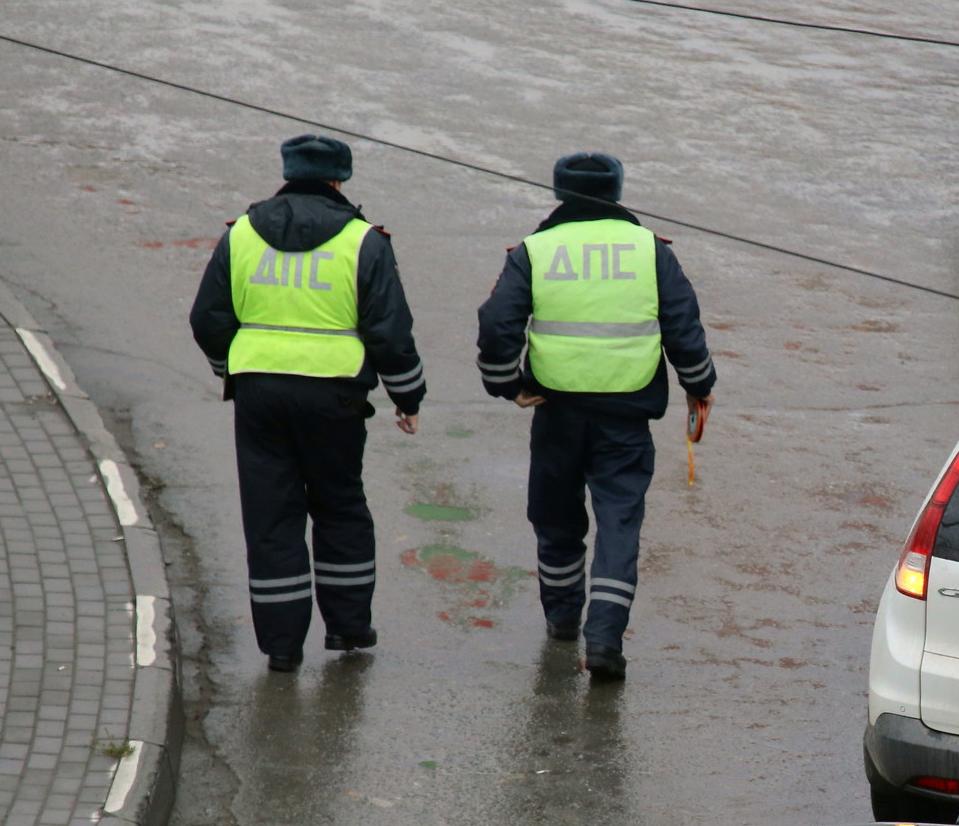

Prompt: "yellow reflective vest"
[524,219,661,392]
[227,215,371,378]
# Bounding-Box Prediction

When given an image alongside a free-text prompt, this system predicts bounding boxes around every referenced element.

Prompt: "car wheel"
[871,786,959,824]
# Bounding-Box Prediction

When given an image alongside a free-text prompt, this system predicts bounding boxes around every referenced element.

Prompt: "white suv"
[865,440,959,824]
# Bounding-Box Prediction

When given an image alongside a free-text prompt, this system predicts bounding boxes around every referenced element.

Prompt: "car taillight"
[895,454,959,600]
[912,775,959,795]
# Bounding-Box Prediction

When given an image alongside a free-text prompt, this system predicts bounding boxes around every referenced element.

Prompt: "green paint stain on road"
[419,760,438,770]
[446,427,474,438]
[405,502,475,522]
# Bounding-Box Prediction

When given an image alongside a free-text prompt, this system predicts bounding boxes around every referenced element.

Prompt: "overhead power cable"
[1,33,957,301]
[625,0,959,48]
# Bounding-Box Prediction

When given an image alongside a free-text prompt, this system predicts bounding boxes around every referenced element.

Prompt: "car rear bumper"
[864,712,959,799]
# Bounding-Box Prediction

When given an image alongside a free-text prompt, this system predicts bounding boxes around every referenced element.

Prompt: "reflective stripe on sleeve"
[381,361,425,394]
[384,374,425,393]
[675,355,713,383]
[482,371,521,384]
[380,362,423,384]
[477,356,521,373]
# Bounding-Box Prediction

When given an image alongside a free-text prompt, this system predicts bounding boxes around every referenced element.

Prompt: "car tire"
[871,786,959,824]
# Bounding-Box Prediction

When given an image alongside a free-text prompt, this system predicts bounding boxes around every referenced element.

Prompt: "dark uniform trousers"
[527,403,655,651]
[233,374,375,657]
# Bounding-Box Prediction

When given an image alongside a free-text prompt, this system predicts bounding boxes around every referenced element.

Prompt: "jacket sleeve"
[356,230,426,415]
[656,239,716,398]
[189,230,237,378]
[476,244,532,400]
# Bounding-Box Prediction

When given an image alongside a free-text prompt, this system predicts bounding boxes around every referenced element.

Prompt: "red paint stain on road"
[402,545,533,629]
[137,237,219,251]
[118,198,136,206]
[784,341,802,351]
[171,237,219,250]
[80,185,97,192]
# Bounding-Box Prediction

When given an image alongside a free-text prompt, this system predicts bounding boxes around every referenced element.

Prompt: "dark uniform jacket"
[477,200,715,420]
[190,181,425,415]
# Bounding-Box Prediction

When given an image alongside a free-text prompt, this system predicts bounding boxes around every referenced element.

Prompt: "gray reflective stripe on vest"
[240,322,359,337]
[530,319,660,338]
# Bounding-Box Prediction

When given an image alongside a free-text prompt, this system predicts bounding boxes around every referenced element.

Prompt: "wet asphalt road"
[1,1,958,823]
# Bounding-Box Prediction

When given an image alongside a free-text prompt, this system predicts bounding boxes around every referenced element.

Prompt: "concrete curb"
[0,279,183,825]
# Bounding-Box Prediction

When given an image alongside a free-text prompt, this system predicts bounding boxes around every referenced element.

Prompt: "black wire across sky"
[0,32,956,301]
[625,0,959,48]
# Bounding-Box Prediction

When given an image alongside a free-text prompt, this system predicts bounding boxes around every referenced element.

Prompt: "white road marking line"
[16,327,66,391]
[103,740,144,814]
[136,595,157,667]
[99,459,139,526]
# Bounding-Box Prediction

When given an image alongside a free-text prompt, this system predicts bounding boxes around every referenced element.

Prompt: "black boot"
[325,628,377,651]
[585,644,626,681]
[546,619,581,641]
[268,649,304,672]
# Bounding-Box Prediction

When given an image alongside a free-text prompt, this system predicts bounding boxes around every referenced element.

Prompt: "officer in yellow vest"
[191,135,426,672]
[477,152,715,680]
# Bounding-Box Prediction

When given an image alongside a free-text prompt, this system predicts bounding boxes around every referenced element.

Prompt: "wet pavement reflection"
[504,642,634,825]
[244,655,374,824]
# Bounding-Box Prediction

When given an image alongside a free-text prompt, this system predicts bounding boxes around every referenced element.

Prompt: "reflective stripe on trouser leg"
[527,404,589,624]
[583,421,655,651]
[296,414,377,636]
[234,376,314,657]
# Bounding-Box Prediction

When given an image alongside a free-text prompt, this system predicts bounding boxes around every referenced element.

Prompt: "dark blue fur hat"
[281,134,353,182]
[553,152,624,202]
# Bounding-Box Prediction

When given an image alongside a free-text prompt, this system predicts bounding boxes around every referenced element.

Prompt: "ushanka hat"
[553,152,624,202]
[281,134,353,182]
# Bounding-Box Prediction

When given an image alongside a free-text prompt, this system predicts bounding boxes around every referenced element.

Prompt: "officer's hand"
[686,392,714,417]
[395,407,418,435]
[513,390,546,409]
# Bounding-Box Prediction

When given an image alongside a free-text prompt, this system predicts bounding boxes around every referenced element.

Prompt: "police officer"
[477,152,715,680]
[190,135,426,671]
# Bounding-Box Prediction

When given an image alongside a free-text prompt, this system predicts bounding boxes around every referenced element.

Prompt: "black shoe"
[546,619,580,641]
[325,628,377,651]
[267,650,303,672]
[585,644,626,681]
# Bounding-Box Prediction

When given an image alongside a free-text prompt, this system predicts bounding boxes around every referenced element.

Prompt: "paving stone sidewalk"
[0,294,181,826]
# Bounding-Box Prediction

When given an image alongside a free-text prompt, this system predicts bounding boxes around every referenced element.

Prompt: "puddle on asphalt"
[401,544,534,628]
